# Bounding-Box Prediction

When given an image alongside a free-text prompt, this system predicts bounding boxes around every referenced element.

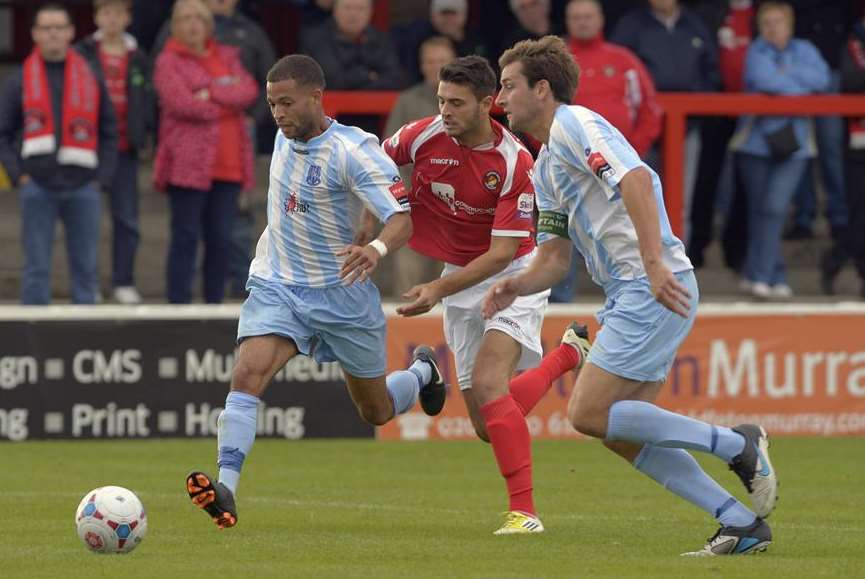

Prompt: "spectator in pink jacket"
[153,0,258,303]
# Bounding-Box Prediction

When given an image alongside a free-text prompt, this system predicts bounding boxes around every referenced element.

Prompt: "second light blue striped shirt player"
[534,104,692,289]
[249,118,408,287]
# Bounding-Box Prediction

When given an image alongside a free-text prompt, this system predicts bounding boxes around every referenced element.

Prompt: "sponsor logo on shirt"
[430,158,460,166]
[389,177,409,209]
[431,182,495,216]
[483,170,501,190]
[284,192,309,214]
[305,164,322,186]
[454,201,495,216]
[587,151,615,180]
[517,192,534,219]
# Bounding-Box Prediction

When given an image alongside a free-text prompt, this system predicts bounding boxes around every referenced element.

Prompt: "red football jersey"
[384,116,536,266]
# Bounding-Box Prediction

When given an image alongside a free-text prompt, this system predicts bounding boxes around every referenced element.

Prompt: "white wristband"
[367,239,388,257]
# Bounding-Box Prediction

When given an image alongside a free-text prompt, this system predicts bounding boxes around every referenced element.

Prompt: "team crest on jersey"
[587,151,615,180]
[306,164,322,186]
[483,171,501,191]
[285,192,309,214]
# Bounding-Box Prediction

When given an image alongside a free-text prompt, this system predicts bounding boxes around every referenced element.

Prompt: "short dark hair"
[267,54,326,89]
[438,55,497,99]
[33,3,72,27]
[499,35,580,104]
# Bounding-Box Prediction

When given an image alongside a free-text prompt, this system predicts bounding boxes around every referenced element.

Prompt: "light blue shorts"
[237,276,387,378]
[588,270,699,382]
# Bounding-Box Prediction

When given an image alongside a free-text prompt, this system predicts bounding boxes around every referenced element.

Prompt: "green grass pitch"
[2,437,862,578]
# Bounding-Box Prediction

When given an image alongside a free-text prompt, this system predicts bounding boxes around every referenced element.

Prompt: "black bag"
[764,123,800,160]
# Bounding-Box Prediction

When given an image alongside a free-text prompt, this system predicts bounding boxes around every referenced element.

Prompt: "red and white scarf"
[22,48,100,168]
[848,37,865,150]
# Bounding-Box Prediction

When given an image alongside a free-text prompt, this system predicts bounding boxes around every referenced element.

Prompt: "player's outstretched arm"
[397,236,521,317]
[339,212,412,285]
[481,237,572,319]
[619,167,691,318]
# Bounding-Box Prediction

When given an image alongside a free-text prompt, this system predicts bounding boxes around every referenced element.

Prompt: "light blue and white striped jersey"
[535,105,691,289]
[249,119,408,287]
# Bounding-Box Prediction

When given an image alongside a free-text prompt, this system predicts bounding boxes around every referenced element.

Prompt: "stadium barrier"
[0,306,373,441]
[381,303,865,440]
[2,303,864,441]
[322,91,865,237]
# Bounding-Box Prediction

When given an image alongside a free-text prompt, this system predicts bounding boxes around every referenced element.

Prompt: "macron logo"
[430,158,460,166]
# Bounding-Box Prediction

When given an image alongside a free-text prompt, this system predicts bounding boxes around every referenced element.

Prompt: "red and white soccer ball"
[75,486,148,554]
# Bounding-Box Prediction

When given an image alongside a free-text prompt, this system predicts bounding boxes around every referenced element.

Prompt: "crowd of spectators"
[0,0,864,304]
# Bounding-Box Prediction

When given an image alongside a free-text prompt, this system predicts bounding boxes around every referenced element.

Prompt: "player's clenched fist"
[481,277,522,319]
[337,244,380,285]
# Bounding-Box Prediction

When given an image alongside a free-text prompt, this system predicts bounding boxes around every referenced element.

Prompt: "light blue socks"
[634,444,757,528]
[216,360,432,494]
[607,400,745,462]
[385,360,432,415]
[217,391,259,494]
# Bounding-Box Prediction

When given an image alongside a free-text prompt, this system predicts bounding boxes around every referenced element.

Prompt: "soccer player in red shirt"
[380,56,592,535]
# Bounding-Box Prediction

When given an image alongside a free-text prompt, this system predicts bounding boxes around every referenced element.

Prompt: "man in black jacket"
[0,3,117,305]
[76,0,152,304]
[391,0,490,84]
[821,12,865,299]
[786,0,858,241]
[299,0,403,90]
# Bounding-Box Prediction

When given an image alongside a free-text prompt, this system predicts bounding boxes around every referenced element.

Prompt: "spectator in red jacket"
[565,0,661,157]
[550,0,662,302]
[153,0,258,303]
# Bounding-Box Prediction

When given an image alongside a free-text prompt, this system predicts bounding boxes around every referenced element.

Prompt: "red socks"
[480,394,535,515]
[509,343,581,416]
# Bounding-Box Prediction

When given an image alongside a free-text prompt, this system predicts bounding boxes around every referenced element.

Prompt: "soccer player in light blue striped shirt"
[185,55,447,530]
[482,36,778,556]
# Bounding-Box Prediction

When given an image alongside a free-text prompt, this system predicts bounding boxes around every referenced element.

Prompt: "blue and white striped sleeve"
[346,137,410,222]
[554,107,644,199]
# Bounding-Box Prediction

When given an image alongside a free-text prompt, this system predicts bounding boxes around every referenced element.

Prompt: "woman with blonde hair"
[153,0,258,303]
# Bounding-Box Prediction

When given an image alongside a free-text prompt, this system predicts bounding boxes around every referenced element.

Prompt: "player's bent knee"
[357,404,391,426]
[567,402,605,438]
[230,361,269,397]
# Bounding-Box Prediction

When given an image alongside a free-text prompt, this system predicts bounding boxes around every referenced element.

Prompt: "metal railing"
[323,91,865,236]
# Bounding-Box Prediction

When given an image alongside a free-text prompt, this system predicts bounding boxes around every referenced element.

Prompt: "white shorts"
[441,251,550,390]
